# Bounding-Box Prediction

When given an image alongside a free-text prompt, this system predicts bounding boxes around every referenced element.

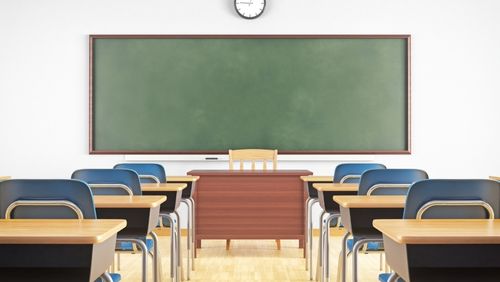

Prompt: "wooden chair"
[227,149,280,250]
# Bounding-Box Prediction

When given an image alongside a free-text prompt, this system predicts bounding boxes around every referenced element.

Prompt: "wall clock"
[234,0,266,19]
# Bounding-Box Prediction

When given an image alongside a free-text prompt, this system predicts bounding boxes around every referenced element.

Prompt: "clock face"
[234,0,266,19]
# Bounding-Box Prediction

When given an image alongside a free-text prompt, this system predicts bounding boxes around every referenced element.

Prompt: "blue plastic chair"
[341,169,428,282]
[404,179,500,220]
[72,168,142,196]
[379,179,500,282]
[113,163,172,227]
[71,169,157,282]
[334,163,387,183]
[0,179,120,282]
[114,163,167,184]
[358,169,429,196]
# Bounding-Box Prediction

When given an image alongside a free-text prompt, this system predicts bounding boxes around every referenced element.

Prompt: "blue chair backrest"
[114,163,166,183]
[71,169,142,196]
[404,179,500,219]
[0,179,96,219]
[333,163,386,183]
[358,169,429,196]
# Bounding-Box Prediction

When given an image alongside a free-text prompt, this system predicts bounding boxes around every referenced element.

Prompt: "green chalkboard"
[90,35,410,154]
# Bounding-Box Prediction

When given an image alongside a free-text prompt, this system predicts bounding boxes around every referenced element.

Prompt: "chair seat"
[158,215,171,227]
[110,273,122,282]
[378,273,404,282]
[328,218,343,227]
[95,273,121,282]
[118,239,154,252]
[347,238,383,252]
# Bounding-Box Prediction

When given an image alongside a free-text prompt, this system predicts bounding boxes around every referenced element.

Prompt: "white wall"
[1,0,499,226]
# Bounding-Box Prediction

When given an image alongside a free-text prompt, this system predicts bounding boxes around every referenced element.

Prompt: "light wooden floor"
[118,231,384,281]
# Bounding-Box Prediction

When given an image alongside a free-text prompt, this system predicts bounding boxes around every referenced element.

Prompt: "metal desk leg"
[315,211,326,281]
[189,198,196,271]
[181,199,192,280]
[175,211,184,281]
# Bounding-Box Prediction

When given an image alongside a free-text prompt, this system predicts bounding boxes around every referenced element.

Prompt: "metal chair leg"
[324,214,339,282]
[117,238,148,282]
[322,215,329,282]
[151,231,161,282]
[388,272,400,282]
[339,232,350,282]
[101,271,113,282]
[351,238,383,282]
[162,214,177,282]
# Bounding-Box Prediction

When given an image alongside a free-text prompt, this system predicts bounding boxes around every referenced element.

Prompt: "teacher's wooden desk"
[0,219,126,281]
[188,169,312,254]
[374,219,500,282]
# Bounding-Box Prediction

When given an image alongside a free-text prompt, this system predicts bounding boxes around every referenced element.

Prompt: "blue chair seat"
[158,215,171,227]
[95,273,121,282]
[328,218,343,227]
[378,273,404,282]
[110,273,122,282]
[118,239,154,252]
[347,238,383,252]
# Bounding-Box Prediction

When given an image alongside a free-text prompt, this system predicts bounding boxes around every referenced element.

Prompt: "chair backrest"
[71,169,142,196]
[114,163,167,184]
[333,163,386,183]
[229,149,277,170]
[358,169,429,196]
[0,179,96,219]
[404,179,500,219]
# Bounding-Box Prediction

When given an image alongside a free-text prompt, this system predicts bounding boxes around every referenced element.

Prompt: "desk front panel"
[384,234,500,282]
[191,170,311,246]
[0,234,116,281]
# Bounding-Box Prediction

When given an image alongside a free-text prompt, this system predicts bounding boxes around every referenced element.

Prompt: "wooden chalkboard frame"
[89,34,411,155]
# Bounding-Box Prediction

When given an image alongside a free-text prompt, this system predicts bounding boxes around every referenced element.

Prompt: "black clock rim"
[234,0,266,20]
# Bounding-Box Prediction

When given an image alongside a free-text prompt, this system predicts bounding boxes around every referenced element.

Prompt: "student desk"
[334,196,406,282]
[167,176,199,198]
[0,176,11,181]
[312,184,359,282]
[166,176,199,277]
[301,176,333,277]
[140,183,188,280]
[374,219,500,282]
[490,176,500,181]
[93,195,165,237]
[0,219,126,281]
[94,195,166,282]
[188,169,312,254]
[141,183,187,213]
